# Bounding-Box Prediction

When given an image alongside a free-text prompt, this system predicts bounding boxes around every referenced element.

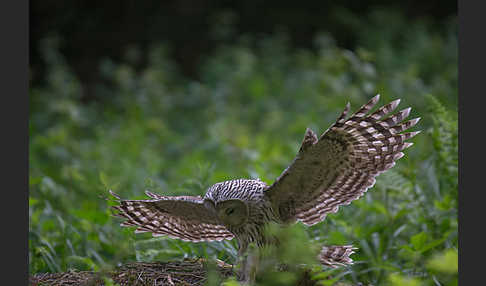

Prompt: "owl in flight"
[110,95,420,278]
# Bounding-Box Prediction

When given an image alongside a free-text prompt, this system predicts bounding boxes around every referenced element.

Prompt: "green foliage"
[388,273,421,286]
[29,9,457,286]
[262,223,320,266]
[427,249,458,274]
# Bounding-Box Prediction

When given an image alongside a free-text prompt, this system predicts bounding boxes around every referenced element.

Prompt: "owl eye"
[225,208,235,216]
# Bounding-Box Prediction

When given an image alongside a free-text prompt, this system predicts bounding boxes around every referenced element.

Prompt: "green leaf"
[434,194,453,211]
[67,255,99,271]
[393,209,410,221]
[426,249,458,274]
[317,276,340,286]
[410,232,428,251]
[388,273,421,286]
[327,231,347,245]
[29,176,43,187]
[371,201,389,216]
[99,171,109,188]
[29,197,39,207]
[420,237,446,253]
[311,270,334,281]
[221,277,241,286]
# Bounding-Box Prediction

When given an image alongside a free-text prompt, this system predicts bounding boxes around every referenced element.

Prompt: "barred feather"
[110,191,234,242]
[319,245,357,268]
[265,94,420,225]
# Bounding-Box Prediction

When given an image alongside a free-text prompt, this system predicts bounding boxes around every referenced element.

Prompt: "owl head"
[202,179,267,227]
[204,199,248,227]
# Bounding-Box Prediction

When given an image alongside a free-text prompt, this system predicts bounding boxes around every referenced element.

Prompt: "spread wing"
[110,191,234,242]
[264,95,420,225]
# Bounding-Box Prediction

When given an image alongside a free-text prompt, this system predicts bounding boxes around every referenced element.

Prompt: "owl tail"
[318,245,357,268]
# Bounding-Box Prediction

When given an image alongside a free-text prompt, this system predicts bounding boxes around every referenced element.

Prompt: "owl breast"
[204,179,280,250]
[231,196,279,251]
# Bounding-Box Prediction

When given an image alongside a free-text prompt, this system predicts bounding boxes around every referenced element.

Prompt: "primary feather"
[264,94,420,225]
[110,190,234,242]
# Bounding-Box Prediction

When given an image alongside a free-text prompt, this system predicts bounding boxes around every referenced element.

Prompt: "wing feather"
[265,95,420,225]
[110,191,234,242]
[319,245,357,268]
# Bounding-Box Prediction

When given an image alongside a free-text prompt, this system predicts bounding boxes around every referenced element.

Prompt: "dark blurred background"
[30,0,456,99]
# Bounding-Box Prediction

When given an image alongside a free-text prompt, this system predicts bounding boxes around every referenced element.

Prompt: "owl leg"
[318,245,357,268]
[237,244,259,284]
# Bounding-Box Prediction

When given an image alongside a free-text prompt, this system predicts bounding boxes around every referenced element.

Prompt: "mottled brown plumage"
[319,245,357,268]
[110,94,420,272]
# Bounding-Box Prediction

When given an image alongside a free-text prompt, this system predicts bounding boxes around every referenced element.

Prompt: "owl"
[110,95,420,280]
